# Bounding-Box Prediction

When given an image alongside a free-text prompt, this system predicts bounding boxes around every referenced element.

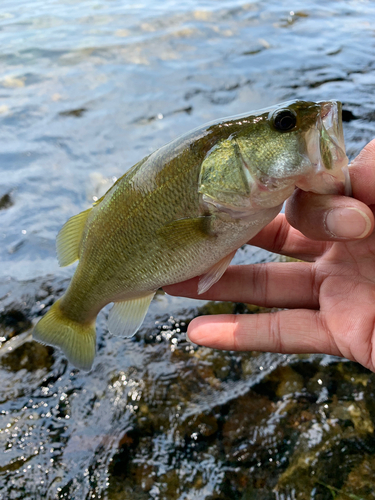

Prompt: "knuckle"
[268,313,284,353]
[253,263,269,305]
[272,216,291,254]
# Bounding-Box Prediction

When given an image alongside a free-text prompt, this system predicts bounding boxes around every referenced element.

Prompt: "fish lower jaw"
[249,179,296,209]
[295,167,348,195]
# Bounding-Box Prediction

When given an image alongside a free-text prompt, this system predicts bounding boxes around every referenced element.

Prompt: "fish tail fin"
[33,299,96,371]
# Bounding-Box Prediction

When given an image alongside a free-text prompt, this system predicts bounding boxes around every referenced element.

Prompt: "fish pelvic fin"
[56,208,92,267]
[33,299,96,371]
[198,249,237,295]
[108,292,155,338]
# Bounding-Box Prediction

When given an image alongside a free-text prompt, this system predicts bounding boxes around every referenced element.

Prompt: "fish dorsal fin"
[108,292,155,338]
[56,208,92,267]
[198,250,236,295]
[93,155,152,207]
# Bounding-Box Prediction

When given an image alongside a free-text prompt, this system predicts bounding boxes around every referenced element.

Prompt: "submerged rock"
[0,193,12,210]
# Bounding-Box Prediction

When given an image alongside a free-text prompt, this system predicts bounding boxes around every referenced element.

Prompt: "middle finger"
[164,262,319,309]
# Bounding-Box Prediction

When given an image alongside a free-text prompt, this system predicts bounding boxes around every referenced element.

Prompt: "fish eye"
[272,109,297,132]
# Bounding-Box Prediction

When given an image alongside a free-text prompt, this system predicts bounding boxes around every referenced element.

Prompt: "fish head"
[235,99,350,208]
[199,100,350,215]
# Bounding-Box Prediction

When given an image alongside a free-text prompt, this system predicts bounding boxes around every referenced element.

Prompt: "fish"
[33,100,350,371]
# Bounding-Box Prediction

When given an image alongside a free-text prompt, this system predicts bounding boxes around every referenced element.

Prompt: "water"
[1,1,375,498]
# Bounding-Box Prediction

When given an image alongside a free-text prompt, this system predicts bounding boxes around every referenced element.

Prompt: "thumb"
[285,139,375,241]
[285,191,373,241]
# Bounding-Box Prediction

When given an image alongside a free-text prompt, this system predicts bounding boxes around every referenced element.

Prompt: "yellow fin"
[198,250,236,295]
[108,292,155,338]
[33,299,96,371]
[56,208,92,267]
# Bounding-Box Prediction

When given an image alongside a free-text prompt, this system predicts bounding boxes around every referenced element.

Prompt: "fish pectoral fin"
[56,208,92,267]
[198,250,237,295]
[157,216,215,246]
[108,292,155,338]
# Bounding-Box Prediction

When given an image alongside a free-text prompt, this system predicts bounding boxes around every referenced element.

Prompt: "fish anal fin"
[198,250,237,295]
[108,292,155,338]
[56,208,92,267]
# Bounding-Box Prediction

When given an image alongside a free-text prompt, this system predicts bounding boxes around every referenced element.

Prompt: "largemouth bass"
[33,100,350,371]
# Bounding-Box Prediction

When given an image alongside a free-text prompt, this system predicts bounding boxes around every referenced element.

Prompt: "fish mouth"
[296,100,351,196]
[320,100,345,151]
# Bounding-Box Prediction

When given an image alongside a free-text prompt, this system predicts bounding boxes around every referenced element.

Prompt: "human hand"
[164,139,375,372]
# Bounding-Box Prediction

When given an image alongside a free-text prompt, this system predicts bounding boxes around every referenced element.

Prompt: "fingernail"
[325,207,372,238]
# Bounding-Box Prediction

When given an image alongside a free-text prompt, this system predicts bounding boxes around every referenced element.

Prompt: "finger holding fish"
[166,141,375,372]
[285,191,373,241]
[164,262,318,309]
[283,139,375,243]
[247,145,375,252]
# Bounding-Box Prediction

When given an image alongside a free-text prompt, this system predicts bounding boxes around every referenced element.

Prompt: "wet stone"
[0,193,12,210]
[181,411,219,439]
[0,334,53,372]
[222,391,277,463]
[0,309,32,339]
[335,455,375,499]
[261,364,305,399]
[59,107,87,117]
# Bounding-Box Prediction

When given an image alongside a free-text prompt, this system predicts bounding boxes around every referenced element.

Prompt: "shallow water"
[1,0,375,499]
